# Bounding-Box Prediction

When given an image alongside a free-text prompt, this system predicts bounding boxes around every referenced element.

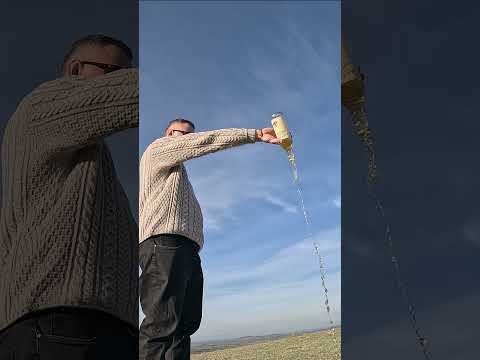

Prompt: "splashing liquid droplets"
[286,148,298,182]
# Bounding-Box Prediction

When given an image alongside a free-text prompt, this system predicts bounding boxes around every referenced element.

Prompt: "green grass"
[192,328,341,360]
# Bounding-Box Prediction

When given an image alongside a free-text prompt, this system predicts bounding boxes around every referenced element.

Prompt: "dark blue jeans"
[139,234,203,360]
[0,307,137,359]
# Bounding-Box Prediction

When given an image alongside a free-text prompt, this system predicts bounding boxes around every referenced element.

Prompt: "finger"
[265,136,280,144]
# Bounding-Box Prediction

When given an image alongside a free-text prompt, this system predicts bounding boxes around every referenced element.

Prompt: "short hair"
[62,34,133,72]
[165,118,196,134]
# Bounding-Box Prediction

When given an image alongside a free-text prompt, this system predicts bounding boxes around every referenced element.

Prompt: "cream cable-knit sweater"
[0,69,138,331]
[139,128,257,249]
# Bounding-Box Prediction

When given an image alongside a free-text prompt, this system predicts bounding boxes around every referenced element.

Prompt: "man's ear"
[65,59,82,78]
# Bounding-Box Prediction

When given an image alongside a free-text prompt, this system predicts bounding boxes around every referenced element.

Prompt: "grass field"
[192,328,341,360]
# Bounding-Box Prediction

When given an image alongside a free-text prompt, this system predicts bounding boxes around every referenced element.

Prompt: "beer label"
[271,116,290,140]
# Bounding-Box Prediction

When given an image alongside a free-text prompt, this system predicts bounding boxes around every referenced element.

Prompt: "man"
[139,119,281,359]
[0,35,138,359]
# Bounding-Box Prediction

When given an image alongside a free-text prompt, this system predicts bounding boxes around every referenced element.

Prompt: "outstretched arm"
[147,128,256,170]
[26,68,138,152]
[145,127,281,171]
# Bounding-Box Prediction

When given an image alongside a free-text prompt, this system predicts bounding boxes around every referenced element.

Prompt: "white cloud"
[261,193,299,214]
[196,273,341,342]
[193,227,341,340]
[333,195,341,208]
[187,145,304,232]
[206,227,339,287]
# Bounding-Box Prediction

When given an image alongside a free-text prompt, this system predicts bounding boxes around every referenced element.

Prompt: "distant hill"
[191,326,339,353]
[191,328,341,360]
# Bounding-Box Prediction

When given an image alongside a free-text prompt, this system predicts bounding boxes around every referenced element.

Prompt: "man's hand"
[255,128,282,145]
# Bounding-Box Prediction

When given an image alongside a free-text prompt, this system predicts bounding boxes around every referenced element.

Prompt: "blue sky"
[139,1,340,342]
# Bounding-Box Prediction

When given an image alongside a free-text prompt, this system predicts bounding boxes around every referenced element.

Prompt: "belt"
[147,233,200,253]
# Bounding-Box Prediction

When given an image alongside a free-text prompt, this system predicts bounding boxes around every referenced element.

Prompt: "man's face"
[166,122,194,137]
[65,44,131,78]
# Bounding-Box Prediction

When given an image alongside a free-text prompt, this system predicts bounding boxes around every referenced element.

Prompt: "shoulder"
[28,69,138,123]
[28,69,138,105]
[146,136,174,151]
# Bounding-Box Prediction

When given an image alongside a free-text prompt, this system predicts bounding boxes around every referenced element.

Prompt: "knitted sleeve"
[148,128,257,170]
[25,68,138,152]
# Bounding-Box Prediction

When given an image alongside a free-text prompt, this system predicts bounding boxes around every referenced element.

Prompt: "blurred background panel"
[342,1,480,359]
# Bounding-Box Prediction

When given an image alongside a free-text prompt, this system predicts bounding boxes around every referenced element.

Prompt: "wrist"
[255,129,262,141]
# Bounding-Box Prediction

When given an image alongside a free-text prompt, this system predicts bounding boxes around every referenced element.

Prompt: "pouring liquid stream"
[285,147,339,357]
[271,113,338,347]
[286,147,334,327]
[272,112,339,355]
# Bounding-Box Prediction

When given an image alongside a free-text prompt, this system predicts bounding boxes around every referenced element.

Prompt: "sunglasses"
[79,61,128,74]
[171,129,193,135]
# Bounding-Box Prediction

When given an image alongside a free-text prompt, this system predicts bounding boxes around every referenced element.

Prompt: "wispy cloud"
[206,227,339,289]
[194,227,340,340]
[333,195,341,208]
[188,146,303,232]
[196,275,341,341]
[188,139,339,233]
